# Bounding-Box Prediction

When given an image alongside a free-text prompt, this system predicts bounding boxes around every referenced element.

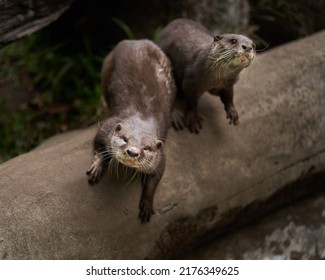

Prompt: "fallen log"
[0,0,74,47]
[0,30,324,259]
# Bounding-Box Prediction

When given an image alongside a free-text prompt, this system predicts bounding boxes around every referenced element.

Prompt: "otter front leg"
[182,80,204,133]
[139,157,165,223]
[185,107,204,134]
[86,126,111,185]
[171,98,186,131]
[86,151,107,184]
[210,87,239,125]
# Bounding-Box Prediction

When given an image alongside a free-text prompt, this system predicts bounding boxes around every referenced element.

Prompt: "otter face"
[110,122,163,173]
[212,34,256,69]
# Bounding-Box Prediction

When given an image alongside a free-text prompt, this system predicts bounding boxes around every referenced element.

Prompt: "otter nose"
[127,149,139,158]
[242,45,252,52]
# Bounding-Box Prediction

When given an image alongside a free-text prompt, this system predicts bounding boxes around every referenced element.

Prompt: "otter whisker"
[139,158,152,174]
[159,137,175,146]
[125,169,140,188]
[111,157,120,182]
[141,158,158,176]
[107,156,117,176]
[209,50,236,72]
[256,43,269,53]
[97,122,114,135]
[97,148,113,155]
[96,146,108,152]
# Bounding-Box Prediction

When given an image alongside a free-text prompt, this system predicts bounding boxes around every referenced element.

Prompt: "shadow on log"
[0,30,325,259]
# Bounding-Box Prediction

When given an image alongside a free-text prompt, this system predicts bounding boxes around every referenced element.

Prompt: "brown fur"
[87,40,176,222]
[158,18,256,133]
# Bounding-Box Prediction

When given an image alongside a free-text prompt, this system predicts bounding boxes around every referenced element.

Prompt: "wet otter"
[86,39,176,223]
[157,18,256,133]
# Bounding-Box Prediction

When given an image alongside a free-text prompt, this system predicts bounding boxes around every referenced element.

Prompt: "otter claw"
[226,107,239,125]
[172,116,185,131]
[87,166,102,185]
[172,106,186,130]
[86,153,104,185]
[186,111,203,134]
[139,199,154,223]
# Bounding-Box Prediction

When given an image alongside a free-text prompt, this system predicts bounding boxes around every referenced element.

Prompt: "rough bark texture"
[0,30,325,259]
[0,0,75,47]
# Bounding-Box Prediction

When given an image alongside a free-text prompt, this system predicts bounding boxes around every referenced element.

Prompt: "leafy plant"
[250,0,308,41]
[111,17,136,39]
[0,32,106,160]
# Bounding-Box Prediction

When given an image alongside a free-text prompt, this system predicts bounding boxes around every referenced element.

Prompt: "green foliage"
[111,17,136,39]
[151,26,163,43]
[0,102,35,159]
[254,0,300,19]
[0,17,164,161]
[0,32,106,160]
[111,17,164,43]
[251,0,307,36]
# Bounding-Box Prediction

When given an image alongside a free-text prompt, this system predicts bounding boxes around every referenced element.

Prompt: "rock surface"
[0,30,325,259]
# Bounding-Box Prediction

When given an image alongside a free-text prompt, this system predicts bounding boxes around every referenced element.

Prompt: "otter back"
[102,39,175,130]
[158,18,256,133]
[87,40,176,223]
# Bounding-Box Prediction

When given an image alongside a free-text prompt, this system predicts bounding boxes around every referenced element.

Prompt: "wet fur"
[87,40,176,223]
[157,18,256,133]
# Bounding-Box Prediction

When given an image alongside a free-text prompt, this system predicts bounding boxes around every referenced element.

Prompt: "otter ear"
[156,140,163,150]
[115,123,122,132]
[214,35,223,41]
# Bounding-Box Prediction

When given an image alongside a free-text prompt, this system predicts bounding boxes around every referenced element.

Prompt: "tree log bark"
[0,0,75,47]
[0,30,324,259]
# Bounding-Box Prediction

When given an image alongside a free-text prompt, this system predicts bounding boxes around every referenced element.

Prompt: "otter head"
[110,119,163,173]
[211,34,256,69]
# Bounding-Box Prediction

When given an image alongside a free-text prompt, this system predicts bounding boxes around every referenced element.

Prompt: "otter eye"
[115,123,122,132]
[144,146,152,152]
[156,141,163,150]
[121,136,128,143]
[229,39,237,44]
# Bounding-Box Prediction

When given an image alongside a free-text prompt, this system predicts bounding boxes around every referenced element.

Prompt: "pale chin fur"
[229,50,255,68]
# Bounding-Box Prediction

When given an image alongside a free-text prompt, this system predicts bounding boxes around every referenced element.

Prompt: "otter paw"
[226,106,239,125]
[86,153,104,185]
[172,108,185,131]
[139,198,154,223]
[186,111,203,134]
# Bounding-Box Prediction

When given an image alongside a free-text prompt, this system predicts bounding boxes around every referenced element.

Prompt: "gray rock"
[0,30,325,259]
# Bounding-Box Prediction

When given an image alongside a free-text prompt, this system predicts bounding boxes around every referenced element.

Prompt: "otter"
[157,18,256,133]
[86,39,176,223]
